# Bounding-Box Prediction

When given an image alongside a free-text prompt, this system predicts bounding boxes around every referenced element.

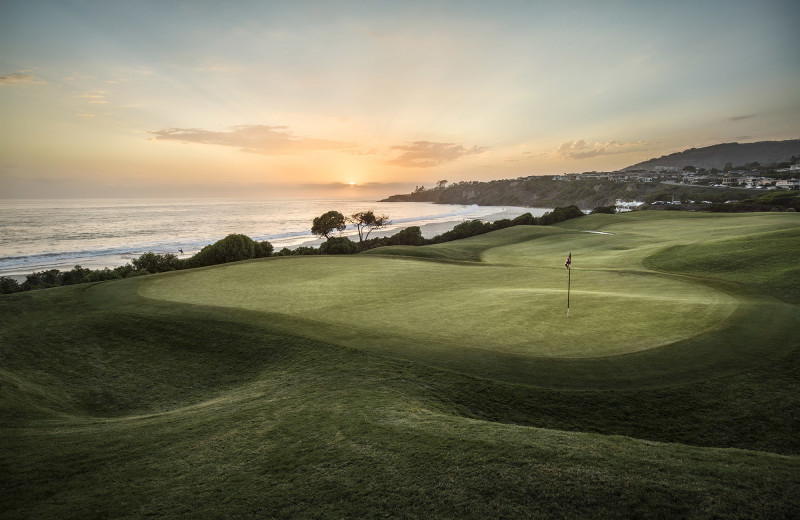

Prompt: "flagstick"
[567,264,571,317]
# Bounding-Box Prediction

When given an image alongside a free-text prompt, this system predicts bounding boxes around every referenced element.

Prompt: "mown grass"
[1,211,799,518]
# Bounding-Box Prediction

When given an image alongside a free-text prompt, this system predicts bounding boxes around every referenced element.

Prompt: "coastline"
[1,206,540,282]
[292,206,538,248]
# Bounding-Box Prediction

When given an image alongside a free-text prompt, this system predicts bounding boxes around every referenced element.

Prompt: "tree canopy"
[311,211,347,239]
[349,211,390,244]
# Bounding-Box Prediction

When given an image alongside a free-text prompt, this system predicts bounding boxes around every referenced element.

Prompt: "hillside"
[380,176,756,209]
[382,139,800,209]
[2,212,799,518]
[623,139,800,171]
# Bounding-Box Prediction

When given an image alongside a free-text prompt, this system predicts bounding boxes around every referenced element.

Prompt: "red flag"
[565,252,571,269]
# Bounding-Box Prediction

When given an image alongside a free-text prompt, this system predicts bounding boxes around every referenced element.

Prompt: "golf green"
[136,211,799,388]
[3,211,800,518]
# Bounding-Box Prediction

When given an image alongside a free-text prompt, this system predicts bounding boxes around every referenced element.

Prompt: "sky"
[1,0,798,199]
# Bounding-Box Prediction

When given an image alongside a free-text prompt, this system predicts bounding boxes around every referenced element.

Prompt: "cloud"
[555,139,649,160]
[148,125,357,154]
[79,92,109,104]
[387,141,487,168]
[0,72,44,86]
[729,114,756,121]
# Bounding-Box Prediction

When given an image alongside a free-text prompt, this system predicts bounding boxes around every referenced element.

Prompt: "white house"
[776,179,800,190]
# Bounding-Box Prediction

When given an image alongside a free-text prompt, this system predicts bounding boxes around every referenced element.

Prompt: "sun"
[348,181,356,186]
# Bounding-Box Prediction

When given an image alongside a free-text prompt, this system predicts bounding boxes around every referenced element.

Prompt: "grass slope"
[1,212,799,518]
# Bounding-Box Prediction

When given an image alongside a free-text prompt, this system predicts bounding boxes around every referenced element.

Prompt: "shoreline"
[292,207,537,249]
[1,207,539,282]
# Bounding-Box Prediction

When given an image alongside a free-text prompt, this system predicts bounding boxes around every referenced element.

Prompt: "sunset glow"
[1,0,798,199]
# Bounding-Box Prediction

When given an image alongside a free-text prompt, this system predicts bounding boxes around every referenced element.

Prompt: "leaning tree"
[311,210,347,239]
[349,210,390,244]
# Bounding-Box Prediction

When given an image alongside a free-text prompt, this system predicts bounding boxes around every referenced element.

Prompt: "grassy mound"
[1,211,799,518]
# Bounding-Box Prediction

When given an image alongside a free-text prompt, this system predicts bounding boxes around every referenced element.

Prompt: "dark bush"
[387,226,425,246]
[511,212,538,225]
[0,276,21,294]
[60,265,92,285]
[539,205,585,225]
[188,234,258,267]
[490,219,513,231]
[86,268,122,282]
[132,252,182,273]
[292,246,320,255]
[591,205,616,215]
[320,236,359,255]
[22,269,62,290]
[433,220,491,243]
[256,240,274,258]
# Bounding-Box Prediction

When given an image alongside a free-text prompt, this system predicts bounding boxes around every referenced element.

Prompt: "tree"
[348,210,390,244]
[436,180,448,190]
[311,211,346,239]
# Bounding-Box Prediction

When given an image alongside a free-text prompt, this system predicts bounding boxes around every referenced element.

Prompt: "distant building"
[615,199,645,212]
[776,179,800,190]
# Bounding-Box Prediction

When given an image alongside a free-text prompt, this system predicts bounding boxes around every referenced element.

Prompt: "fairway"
[137,211,799,387]
[3,211,800,518]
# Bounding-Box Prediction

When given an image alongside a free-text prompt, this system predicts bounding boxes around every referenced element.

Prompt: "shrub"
[433,220,491,243]
[22,269,62,290]
[490,219,513,231]
[511,213,537,226]
[60,265,92,285]
[387,226,425,246]
[591,205,616,215]
[86,268,122,282]
[539,205,585,225]
[0,276,21,294]
[132,252,182,273]
[256,240,274,258]
[188,234,258,267]
[320,236,359,255]
[292,246,320,256]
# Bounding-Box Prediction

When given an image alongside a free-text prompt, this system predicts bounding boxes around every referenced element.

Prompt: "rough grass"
[1,211,799,518]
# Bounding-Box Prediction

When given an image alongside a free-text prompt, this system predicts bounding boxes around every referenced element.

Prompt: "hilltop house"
[776,179,800,190]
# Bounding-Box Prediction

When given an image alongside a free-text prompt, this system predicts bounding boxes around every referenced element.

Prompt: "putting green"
[135,212,799,389]
[139,212,798,384]
[140,256,735,360]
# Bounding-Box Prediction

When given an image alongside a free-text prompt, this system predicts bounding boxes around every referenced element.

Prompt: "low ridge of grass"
[2,211,799,518]
[362,225,565,262]
[644,227,800,304]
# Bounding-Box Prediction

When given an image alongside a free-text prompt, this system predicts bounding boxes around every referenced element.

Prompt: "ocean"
[0,198,548,278]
